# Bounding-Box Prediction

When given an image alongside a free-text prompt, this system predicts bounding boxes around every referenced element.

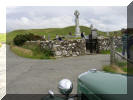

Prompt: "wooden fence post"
[110,36,115,66]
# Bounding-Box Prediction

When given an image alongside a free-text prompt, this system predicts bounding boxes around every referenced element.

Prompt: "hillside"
[0,34,6,42]
[7,26,115,44]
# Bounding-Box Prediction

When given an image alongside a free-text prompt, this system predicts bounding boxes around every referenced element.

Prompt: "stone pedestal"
[75,26,81,37]
[74,10,81,37]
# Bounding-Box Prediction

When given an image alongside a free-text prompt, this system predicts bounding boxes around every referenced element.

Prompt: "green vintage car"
[42,69,127,100]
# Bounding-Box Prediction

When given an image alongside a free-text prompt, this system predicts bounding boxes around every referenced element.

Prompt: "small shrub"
[41,48,54,57]
[13,34,27,46]
[31,35,44,41]
[13,33,44,46]
[13,33,54,59]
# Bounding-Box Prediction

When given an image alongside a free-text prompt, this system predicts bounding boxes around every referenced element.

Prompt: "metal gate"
[86,35,99,53]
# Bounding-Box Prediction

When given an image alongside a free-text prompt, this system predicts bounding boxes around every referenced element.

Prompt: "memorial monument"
[90,24,93,30]
[74,10,81,37]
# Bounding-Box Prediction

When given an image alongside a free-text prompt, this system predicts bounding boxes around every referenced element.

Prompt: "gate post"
[110,36,115,66]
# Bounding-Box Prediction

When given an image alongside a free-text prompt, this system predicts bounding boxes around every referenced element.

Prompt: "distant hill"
[6,26,121,44]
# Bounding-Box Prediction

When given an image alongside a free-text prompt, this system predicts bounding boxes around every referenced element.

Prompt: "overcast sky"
[6,6,127,32]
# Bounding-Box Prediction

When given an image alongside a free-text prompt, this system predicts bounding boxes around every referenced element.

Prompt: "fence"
[110,36,133,68]
[110,36,127,66]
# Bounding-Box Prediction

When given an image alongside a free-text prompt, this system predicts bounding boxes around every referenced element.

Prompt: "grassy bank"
[103,58,127,74]
[0,34,6,43]
[103,65,127,74]
[10,44,55,59]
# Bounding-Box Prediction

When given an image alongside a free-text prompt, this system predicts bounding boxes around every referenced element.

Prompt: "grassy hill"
[7,26,120,44]
[0,34,6,42]
[7,26,91,43]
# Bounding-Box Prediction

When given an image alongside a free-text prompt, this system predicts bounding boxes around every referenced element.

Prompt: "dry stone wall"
[26,37,122,57]
[98,37,122,51]
[98,38,111,51]
[40,39,86,57]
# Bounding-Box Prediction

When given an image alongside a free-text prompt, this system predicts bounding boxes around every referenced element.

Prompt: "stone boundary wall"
[26,37,122,57]
[98,38,111,51]
[26,39,86,57]
[98,37,122,51]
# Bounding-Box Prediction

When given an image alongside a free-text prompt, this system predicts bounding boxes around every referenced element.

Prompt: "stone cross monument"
[90,24,93,30]
[74,10,81,37]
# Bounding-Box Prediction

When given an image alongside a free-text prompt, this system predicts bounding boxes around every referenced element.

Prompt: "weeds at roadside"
[103,64,127,74]
[11,44,55,59]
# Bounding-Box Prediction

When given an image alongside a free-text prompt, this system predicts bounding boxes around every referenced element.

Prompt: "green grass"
[0,43,2,48]
[22,44,53,59]
[67,37,81,40]
[103,65,116,73]
[6,25,122,44]
[103,60,127,74]
[7,26,116,44]
[11,44,55,59]
[116,47,122,52]
[0,34,6,42]
[114,59,127,67]
[103,65,127,74]
[11,45,33,58]
[116,61,127,67]
[121,67,127,72]
[100,50,110,54]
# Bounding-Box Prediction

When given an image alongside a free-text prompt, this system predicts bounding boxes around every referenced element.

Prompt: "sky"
[6,6,127,32]
[0,0,132,33]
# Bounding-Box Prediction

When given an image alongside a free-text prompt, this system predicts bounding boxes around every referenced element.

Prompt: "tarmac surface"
[6,45,110,94]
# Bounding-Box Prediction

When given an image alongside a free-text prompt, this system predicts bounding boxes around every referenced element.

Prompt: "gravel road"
[6,45,110,94]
